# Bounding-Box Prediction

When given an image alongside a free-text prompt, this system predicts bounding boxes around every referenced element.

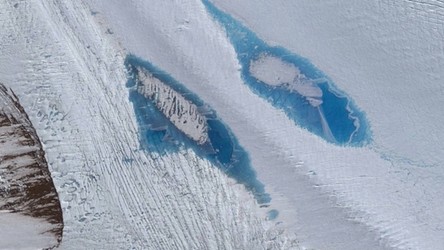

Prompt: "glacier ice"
[2,0,444,249]
[1,1,298,248]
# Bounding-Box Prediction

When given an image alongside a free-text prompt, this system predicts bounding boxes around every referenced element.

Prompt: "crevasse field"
[1,0,444,249]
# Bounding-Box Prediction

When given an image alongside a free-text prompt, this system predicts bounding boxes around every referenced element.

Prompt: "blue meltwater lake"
[202,0,371,146]
[125,55,271,205]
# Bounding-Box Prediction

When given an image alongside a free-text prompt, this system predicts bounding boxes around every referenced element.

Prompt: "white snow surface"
[0,212,56,250]
[1,0,443,249]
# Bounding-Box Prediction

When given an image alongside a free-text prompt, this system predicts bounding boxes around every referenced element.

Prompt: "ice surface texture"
[0,1,297,249]
[126,55,271,204]
[202,0,371,146]
[0,83,63,249]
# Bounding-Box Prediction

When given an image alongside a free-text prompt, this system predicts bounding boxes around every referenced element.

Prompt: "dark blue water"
[202,0,371,146]
[125,55,271,204]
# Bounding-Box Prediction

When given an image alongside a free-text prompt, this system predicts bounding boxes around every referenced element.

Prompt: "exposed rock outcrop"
[0,83,63,249]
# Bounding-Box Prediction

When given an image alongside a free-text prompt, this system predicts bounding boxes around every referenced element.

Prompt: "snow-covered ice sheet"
[0,0,296,249]
[87,0,444,249]
[1,0,444,249]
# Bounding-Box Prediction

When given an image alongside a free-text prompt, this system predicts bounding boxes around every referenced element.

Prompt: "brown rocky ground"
[0,83,63,249]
